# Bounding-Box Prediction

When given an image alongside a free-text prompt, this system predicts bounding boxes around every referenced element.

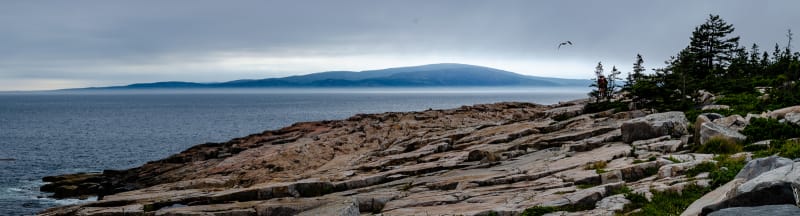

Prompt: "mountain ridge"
[89,63,590,89]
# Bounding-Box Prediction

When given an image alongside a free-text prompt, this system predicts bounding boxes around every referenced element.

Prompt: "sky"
[1,1,800,91]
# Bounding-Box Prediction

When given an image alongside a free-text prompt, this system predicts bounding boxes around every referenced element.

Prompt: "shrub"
[715,93,764,115]
[585,160,608,170]
[754,139,800,159]
[584,101,629,114]
[627,184,711,216]
[685,161,716,177]
[520,204,593,216]
[666,156,681,163]
[697,137,742,154]
[708,155,746,187]
[743,118,800,143]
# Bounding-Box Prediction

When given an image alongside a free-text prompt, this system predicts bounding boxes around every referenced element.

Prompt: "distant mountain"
[93,63,590,89]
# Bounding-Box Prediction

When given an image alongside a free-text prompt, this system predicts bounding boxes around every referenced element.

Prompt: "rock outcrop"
[708,205,800,216]
[38,102,714,216]
[682,156,797,216]
[621,111,689,143]
[698,122,747,145]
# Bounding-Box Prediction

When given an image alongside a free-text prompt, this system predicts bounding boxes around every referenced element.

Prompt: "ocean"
[0,87,588,215]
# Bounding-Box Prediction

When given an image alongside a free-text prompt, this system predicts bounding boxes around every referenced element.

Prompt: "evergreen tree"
[588,62,606,101]
[632,54,645,81]
[687,14,741,79]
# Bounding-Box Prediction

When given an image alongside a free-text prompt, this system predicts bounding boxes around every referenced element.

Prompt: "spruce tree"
[632,54,645,81]
[687,14,741,79]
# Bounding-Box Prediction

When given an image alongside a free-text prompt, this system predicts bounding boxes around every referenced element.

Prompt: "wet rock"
[621,111,689,143]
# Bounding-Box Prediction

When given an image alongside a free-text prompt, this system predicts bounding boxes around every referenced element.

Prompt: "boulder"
[621,112,689,143]
[702,105,730,110]
[708,205,800,216]
[698,122,746,145]
[681,179,744,216]
[658,161,706,179]
[594,194,630,213]
[785,112,800,125]
[702,161,800,214]
[712,115,748,132]
[744,113,764,124]
[599,170,623,184]
[546,104,584,120]
[645,140,683,153]
[682,156,793,216]
[746,140,772,151]
[697,90,716,105]
[734,156,793,181]
[767,105,800,119]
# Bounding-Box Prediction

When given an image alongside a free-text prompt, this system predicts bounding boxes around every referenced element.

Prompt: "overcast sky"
[1,1,799,90]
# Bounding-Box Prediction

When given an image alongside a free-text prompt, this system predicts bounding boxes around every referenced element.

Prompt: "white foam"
[45,196,98,206]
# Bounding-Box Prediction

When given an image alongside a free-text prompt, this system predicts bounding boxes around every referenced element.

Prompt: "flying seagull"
[558,41,573,50]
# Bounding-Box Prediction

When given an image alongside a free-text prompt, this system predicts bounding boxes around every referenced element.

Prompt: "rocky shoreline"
[38,99,800,215]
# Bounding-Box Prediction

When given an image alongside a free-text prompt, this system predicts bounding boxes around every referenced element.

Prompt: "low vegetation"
[742,118,800,142]
[627,184,711,216]
[696,137,743,154]
[753,139,800,159]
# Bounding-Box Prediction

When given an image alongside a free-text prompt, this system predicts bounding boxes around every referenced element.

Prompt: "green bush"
[754,139,800,159]
[743,118,800,143]
[715,93,764,115]
[627,184,711,216]
[697,137,742,154]
[520,204,593,216]
[584,101,629,114]
[708,155,745,187]
[619,156,745,215]
[520,206,560,216]
[685,161,716,177]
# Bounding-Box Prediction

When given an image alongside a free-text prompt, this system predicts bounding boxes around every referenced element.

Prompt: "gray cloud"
[1,0,799,90]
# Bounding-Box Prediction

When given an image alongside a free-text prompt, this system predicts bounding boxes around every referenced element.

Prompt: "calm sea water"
[0,88,588,215]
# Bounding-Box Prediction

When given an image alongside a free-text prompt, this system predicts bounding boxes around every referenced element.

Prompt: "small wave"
[45,196,98,206]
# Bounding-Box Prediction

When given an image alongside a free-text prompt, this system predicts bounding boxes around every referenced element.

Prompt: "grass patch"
[520,204,595,216]
[743,118,800,143]
[576,183,597,189]
[666,156,682,163]
[708,155,745,187]
[618,155,746,215]
[585,160,608,174]
[626,184,711,216]
[697,137,742,154]
[552,113,572,122]
[685,161,716,177]
[633,159,644,164]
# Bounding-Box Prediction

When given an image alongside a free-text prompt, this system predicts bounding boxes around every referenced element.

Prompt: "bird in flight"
[558,41,573,50]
